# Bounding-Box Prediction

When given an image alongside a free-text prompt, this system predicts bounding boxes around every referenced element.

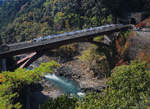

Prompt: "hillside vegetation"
[40,61,150,109]
[0,0,150,109]
[0,61,59,108]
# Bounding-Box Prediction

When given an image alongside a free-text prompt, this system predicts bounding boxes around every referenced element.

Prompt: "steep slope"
[0,0,150,44]
[0,0,112,44]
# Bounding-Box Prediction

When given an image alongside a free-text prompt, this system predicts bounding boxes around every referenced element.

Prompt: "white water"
[45,74,85,97]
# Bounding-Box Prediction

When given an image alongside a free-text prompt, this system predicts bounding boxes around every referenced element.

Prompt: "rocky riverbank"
[20,31,150,108]
[28,43,107,109]
[29,57,107,109]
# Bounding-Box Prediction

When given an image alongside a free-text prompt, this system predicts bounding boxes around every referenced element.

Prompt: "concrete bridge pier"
[104,32,119,45]
[89,32,120,71]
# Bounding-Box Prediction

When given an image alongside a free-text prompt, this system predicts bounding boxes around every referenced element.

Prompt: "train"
[32,24,123,43]
[0,24,124,53]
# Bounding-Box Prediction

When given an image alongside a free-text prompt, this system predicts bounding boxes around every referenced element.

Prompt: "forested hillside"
[0,0,150,44]
[0,0,112,43]
[0,0,150,108]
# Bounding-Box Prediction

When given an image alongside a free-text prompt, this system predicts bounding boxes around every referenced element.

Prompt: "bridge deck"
[0,24,131,57]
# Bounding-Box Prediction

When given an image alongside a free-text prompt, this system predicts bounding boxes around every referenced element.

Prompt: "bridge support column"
[104,35,112,45]
[104,32,119,45]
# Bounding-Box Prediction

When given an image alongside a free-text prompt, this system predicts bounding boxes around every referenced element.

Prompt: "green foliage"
[0,0,113,43]
[93,35,104,42]
[79,44,110,77]
[76,92,102,109]
[39,95,78,109]
[107,15,113,23]
[78,60,150,109]
[1,0,150,43]
[40,92,102,109]
[40,60,150,109]
[34,60,60,74]
[0,61,59,108]
[55,43,79,60]
[100,60,150,109]
[0,0,29,31]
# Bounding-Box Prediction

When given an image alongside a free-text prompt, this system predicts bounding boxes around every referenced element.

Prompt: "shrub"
[100,60,150,109]
[76,92,102,109]
[39,92,102,109]
[39,60,150,109]
[93,35,104,42]
[77,60,150,109]
[0,61,59,109]
[34,60,60,74]
[56,43,79,60]
[39,95,78,109]
[79,44,110,77]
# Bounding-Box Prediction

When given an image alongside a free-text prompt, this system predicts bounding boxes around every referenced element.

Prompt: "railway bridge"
[0,24,132,71]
